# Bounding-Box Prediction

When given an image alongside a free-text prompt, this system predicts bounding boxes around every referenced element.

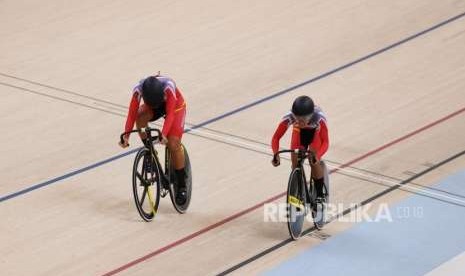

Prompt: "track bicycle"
[120,127,192,221]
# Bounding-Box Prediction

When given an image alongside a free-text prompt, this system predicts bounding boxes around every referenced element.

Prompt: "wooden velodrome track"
[1,0,465,275]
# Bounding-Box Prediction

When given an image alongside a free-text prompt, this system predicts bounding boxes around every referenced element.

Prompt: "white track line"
[181,125,465,206]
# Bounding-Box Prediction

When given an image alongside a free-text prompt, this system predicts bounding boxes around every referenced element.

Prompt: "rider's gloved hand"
[271,155,281,167]
[119,134,129,148]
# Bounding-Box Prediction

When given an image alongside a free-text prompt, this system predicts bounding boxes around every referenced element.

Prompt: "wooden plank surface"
[1,0,464,275]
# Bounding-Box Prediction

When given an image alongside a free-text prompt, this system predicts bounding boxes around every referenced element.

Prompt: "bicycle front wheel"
[132,148,161,222]
[287,168,306,240]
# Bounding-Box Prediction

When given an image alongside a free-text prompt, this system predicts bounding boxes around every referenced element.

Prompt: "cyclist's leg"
[310,162,324,178]
[135,105,155,174]
[297,128,324,198]
[167,108,187,204]
[307,158,325,200]
[167,107,186,169]
[167,136,185,170]
[135,104,155,144]
[308,133,326,198]
[290,127,301,169]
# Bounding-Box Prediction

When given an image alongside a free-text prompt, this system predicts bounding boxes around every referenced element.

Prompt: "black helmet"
[141,76,165,108]
[292,95,314,116]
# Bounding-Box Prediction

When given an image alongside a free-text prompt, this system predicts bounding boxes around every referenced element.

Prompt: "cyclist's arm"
[316,120,329,159]
[124,93,141,135]
[161,88,177,137]
[271,121,289,154]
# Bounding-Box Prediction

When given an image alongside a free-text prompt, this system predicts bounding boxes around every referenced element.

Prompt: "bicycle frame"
[120,127,171,189]
[274,149,317,208]
[121,126,193,218]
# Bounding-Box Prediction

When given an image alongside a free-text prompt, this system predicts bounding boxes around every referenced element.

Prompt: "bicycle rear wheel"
[287,168,306,240]
[167,144,192,214]
[132,148,161,222]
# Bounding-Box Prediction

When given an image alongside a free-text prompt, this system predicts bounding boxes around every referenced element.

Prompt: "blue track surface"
[265,170,465,276]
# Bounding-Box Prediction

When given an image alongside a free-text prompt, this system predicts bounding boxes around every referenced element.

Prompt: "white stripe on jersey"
[281,106,326,129]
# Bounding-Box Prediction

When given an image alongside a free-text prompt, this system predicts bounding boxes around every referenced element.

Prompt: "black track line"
[217,149,465,275]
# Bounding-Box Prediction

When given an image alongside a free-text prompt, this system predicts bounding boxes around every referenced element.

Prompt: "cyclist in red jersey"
[119,74,188,205]
[271,95,329,199]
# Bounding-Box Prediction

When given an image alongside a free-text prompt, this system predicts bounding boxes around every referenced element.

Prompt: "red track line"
[101,192,286,276]
[329,106,465,174]
[102,106,465,276]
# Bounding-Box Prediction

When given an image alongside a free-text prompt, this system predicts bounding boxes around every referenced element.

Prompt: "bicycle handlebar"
[120,127,162,146]
[273,149,317,164]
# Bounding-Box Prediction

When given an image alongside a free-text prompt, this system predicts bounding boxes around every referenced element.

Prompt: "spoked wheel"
[287,168,306,240]
[167,144,192,214]
[132,148,161,222]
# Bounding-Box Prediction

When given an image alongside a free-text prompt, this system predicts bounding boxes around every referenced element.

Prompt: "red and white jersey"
[280,106,327,130]
[124,75,185,137]
[271,106,329,159]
